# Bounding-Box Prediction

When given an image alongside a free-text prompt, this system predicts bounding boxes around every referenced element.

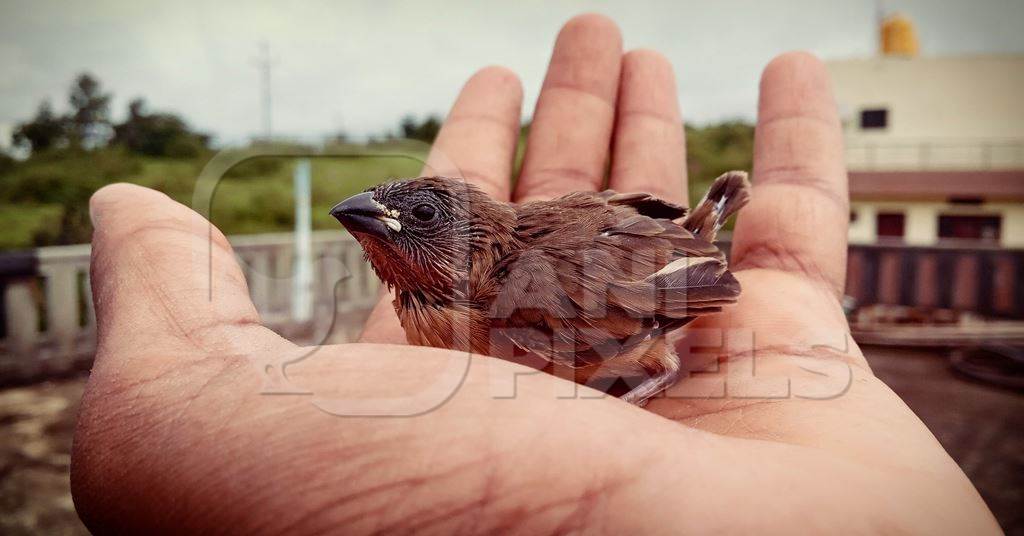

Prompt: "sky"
[1,0,1023,146]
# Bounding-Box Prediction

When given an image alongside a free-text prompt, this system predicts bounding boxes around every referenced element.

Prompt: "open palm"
[71,14,997,534]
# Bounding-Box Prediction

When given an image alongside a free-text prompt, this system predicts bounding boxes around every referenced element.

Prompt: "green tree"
[400,114,442,143]
[685,121,754,200]
[12,100,68,153]
[67,73,112,148]
[112,98,209,157]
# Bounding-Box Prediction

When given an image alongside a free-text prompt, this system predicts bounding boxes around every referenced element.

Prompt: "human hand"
[71,14,998,534]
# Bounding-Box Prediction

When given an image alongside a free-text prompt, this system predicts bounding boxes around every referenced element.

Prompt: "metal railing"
[846,242,1024,318]
[846,139,1024,171]
[0,232,380,384]
[3,234,1022,384]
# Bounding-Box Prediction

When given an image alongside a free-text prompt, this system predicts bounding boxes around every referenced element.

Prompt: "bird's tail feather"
[681,171,751,242]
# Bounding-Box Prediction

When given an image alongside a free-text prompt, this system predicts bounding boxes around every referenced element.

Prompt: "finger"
[730,51,849,296]
[360,66,523,343]
[421,65,524,201]
[88,184,284,366]
[515,13,622,202]
[608,49,687,204]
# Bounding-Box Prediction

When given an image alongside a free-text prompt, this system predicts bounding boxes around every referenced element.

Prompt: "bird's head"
[330,177,515,301]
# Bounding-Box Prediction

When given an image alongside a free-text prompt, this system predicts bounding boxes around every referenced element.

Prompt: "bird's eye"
[411,203,436,222]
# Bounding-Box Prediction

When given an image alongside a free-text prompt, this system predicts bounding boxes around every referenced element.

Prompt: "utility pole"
[253,42,310,322]
[255,41,273,141]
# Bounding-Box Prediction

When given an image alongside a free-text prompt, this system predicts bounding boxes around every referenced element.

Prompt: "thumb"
[88,183,284,367]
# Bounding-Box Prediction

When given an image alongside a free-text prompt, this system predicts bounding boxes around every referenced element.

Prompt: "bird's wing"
[487,247,655,368]
[486,194,739,368]
[596,190,689,220]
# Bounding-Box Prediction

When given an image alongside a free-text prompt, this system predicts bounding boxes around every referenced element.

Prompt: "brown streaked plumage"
[330,171,750,405]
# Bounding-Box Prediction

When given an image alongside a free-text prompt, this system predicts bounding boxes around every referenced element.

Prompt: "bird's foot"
[620,368,680,407]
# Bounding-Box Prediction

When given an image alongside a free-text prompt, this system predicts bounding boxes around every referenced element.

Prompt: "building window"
[860,108,888,129]
[876,213,905,240]
[948,196,984,205]
[938,215,1001,243]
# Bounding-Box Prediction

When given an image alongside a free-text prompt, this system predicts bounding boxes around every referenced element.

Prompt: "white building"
[826,15,1024,248]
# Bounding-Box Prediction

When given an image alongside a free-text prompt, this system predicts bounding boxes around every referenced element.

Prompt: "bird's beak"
[330,191,401,240]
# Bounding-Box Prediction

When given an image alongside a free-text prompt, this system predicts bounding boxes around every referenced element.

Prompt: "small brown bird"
[330,171,750,405]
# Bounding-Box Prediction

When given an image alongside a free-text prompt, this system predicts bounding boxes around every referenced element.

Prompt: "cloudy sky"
[2,0,1022,145]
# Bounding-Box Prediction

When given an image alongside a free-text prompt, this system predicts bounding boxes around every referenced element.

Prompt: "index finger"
[730,52,849,296]
[421,66,524,200]
[360,66,523,343]
[514,14,622,202]
[608,49,687,204]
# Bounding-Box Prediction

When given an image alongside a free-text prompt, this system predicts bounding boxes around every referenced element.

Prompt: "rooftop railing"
[0,232,380,384]
[846,138,1024,171]
[2,234,1022,384]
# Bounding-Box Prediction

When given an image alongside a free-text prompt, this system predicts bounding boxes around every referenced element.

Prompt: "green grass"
[207,153,426,235]
[0,122,753,250]
[0,146,429,250]
[0,204,64,249]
